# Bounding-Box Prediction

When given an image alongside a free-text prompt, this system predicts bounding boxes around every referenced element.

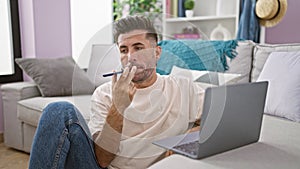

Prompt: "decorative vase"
[185,10,194,17]
[210,24,231,40]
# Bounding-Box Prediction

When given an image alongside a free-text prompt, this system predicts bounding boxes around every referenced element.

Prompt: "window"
[0,0,23,83]
[0,0,14,75]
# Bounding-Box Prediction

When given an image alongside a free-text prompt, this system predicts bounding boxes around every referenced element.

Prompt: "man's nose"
[128,51,137,62]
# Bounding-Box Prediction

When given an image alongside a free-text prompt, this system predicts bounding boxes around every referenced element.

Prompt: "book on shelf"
[166,0,171,17]
[171,0,178,17]
[178,0,186,17]
[166,0,186,18]
[174,33,201,39]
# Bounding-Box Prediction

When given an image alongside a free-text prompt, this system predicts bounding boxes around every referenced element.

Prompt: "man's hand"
[165,121,201,158]
[186,126,200,133]
[111,66,137,113]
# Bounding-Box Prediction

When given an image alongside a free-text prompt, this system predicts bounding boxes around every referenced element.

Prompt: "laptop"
[153,81,268,159]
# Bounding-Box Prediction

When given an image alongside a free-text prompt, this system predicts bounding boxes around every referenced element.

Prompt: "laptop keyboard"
[173,141,199,156]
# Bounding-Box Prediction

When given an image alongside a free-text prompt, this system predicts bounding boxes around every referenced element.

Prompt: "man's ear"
[155,46,162,61]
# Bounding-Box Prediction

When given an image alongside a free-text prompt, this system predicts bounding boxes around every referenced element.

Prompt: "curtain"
[237,0,260,43]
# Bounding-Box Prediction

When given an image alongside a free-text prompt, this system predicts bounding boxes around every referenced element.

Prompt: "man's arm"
[187,118,201,132]
[94,104,123,168]
[93,66,137,168]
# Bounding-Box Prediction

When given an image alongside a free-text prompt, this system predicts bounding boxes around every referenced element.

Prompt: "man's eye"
[120,49,127,54]
[135,46,143,51]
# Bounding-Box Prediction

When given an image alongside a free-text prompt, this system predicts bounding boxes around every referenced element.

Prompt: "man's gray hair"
[113,15,158,43]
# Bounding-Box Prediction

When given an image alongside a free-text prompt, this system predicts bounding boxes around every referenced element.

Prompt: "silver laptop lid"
[195,81,268,157]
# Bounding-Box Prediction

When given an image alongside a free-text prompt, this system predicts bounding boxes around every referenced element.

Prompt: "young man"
[29,15,204,169]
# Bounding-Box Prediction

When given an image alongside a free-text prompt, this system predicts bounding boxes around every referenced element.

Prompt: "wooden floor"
[0,143,29,169]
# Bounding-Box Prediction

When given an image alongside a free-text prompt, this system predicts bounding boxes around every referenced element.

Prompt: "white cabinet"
[162,0,240,40]
[70,0,113,68]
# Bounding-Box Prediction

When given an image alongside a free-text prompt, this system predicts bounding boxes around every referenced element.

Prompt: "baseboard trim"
[0,133,3,143]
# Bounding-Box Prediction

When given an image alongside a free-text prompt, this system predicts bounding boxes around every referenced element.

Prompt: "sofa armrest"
[1,81,41,150]
[1,81,41,100]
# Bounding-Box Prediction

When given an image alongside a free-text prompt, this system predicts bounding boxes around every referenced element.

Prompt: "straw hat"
[255,0,288,27]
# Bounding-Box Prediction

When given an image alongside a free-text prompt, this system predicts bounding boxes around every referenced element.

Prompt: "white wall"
[70,0,113,68]
[0,0,14,75]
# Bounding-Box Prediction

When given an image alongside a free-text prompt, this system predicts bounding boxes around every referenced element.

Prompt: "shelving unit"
[162,0,240,40]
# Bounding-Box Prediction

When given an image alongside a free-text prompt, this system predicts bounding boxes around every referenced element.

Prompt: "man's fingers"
[127,66,137,82]
[112,70,117,86]
[119,66,136,84]
[120,66,130,80]
[129,83,137,101]
[165,150,174,157]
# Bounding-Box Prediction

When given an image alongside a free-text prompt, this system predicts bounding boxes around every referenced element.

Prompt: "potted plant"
[184,0,195,17]
[113,0,162,20]
[113,0,162,39]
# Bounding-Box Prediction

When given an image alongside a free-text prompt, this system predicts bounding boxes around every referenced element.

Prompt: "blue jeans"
[29,101,103,169]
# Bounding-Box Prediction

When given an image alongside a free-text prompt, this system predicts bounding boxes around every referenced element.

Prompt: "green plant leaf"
[184,0,195,10]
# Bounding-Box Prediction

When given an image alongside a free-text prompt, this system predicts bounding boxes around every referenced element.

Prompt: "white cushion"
[170,66,241,86]
[257,51,300,122]
[252,43,300,82]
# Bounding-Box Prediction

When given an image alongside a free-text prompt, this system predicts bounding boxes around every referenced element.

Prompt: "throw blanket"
[157,40,238,75]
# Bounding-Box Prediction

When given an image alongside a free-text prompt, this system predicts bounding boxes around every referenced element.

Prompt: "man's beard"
[131,68,155,83]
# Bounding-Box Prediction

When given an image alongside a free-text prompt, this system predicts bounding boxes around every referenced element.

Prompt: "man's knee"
[45,101,75,112]
[41,101,77,121]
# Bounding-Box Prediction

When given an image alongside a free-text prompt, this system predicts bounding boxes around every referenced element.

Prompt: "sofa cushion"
[17,95,92,126]
[251,43,300,82]
[87,44,122,87]
[257,51,300,122]
[225,40,255,83]
[15,57,95,97]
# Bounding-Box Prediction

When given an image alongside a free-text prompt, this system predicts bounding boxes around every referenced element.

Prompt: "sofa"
[1,40,300,160]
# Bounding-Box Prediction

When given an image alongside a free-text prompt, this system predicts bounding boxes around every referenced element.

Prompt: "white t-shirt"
[88,74,204,169]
